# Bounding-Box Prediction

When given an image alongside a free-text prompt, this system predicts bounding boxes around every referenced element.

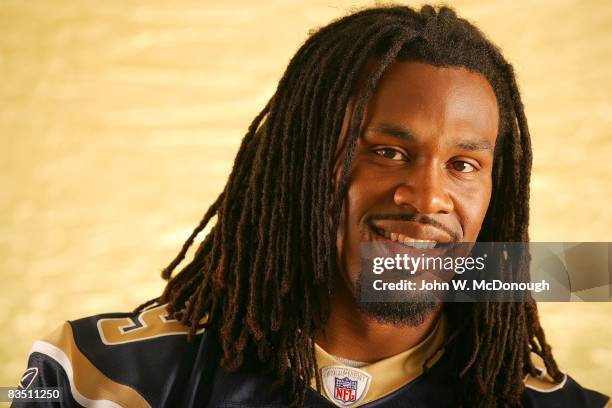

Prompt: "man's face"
[336,61,499,324]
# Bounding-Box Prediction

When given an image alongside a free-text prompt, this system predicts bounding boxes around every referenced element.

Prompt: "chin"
[355,276,440,327]
[356,301,438,327]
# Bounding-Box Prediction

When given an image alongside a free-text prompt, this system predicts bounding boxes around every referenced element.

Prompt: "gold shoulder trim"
[523,352,567,393]
[33,322,151,407]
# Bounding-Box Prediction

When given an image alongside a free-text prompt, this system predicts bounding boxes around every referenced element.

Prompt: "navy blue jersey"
[13,305,610,407]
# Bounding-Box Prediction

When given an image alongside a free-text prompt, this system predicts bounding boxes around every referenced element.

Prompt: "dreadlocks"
[136,5,562,407]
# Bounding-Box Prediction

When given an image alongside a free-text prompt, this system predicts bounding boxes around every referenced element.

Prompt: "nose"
[393,164,454,215]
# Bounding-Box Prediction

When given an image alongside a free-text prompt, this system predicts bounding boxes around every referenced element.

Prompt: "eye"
[374,148,406,161]
[450,161,477,173]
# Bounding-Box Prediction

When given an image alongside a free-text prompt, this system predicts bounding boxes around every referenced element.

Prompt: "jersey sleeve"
[12,322,150,408]
[12,304,209,408]
[12,344,83,408]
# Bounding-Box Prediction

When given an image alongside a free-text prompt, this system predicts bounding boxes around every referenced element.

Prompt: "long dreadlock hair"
[136,5,562,407]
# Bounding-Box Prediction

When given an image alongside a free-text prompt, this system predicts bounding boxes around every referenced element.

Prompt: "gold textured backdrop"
[1,0,611,398]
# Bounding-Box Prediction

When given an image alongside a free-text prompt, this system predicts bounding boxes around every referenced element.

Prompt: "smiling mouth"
[372,227,439,249]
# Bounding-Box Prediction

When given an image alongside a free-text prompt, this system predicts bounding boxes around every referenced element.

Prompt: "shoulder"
[70,303,202,347]
[522,353,609,408]
[17,304,210,408]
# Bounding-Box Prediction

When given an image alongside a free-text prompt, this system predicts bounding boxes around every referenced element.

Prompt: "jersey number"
[97,305,195,345]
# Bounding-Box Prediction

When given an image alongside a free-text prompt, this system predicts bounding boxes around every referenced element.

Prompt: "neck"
[315,278,442,363]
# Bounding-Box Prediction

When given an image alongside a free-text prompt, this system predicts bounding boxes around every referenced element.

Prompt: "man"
[14,5,609,408]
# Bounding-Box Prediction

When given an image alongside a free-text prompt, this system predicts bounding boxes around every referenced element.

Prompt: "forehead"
[362,61,499,144]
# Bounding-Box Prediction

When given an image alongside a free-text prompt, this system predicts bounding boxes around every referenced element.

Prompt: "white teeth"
[378,229,436,248]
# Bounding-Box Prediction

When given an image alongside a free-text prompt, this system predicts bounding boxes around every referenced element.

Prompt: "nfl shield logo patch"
[334,376,357,402]
[321,366,372,407]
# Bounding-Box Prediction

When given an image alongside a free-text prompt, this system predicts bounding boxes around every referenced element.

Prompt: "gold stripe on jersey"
[38,322,152,407]
[523,352,567,392]
[313,315,446,406]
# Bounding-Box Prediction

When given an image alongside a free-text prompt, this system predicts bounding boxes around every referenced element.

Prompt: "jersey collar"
[312,314,447,406]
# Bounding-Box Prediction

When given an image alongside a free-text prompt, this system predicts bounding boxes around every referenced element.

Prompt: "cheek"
[452,178,492,240]
[337,178,368,257]
[342,163,390,231]
[336,164,388,278]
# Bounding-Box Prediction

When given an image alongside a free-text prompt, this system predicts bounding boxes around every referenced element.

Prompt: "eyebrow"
[365,124,493,152]
[365,124,415,141]
[454,140,493,152]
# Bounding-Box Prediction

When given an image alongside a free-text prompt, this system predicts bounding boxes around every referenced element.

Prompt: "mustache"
[366,213,460,242]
